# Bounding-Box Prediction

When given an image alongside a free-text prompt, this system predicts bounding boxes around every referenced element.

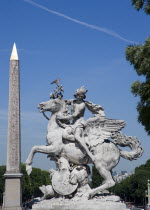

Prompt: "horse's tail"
[112,132,144,160]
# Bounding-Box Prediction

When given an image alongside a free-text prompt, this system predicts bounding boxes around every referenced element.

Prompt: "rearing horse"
[26,98,143,198]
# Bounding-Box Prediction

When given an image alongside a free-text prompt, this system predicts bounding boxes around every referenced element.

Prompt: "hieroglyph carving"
[7,60,20,172]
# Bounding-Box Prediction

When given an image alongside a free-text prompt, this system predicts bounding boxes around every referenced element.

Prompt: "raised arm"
[57,102,85,121]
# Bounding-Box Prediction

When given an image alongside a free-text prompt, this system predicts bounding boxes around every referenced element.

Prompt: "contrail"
[24,0,137,44]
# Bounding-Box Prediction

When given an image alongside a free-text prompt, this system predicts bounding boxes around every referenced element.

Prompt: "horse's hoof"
[26,164,32,175]
[89,191,95,198]
[83,191,93,200]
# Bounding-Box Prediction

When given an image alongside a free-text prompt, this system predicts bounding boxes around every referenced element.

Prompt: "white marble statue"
[26,85,143,199]
[39,157,91,200]
[39,157,78,200]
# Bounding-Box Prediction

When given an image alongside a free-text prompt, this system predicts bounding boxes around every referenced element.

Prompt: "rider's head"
[74,86,88,100]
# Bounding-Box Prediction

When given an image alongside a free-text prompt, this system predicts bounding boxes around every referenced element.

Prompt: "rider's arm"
[65,99,74,105]
[57,103,85,120]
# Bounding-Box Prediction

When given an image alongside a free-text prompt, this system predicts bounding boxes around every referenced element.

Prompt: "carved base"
[2,207,22,210]
[32,198,128,210]
[3,174,22,210]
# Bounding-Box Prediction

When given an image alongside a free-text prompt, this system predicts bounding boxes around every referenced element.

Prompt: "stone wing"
[84,116,126,146]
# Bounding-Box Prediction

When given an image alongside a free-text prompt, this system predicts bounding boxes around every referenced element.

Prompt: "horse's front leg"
[25,145,59,175]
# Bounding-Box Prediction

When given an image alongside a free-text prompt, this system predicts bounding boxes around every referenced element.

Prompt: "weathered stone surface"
[3,178,22,208]
[7,58,21,173]
[32,198,128,210]
[3,208,22,210]
[3,44,22,210]
[26,83,143,207]
[52,170,78,195]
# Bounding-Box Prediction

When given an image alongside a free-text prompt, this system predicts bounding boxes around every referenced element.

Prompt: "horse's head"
[37,98,65,114]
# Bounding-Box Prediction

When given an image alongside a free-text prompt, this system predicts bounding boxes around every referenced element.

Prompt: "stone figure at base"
[26,82,143,201]
[39,157,91,201]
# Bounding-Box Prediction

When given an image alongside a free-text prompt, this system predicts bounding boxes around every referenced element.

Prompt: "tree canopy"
[111,159,150,205]
[128,0,150,134]
[91,166,104,189]
[91,160,150,205]
[21,164,51,201]
[131,0,150,14]
[0,164,51,205]
[126,38,150,135]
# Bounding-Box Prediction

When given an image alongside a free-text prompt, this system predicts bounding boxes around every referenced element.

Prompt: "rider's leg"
[62,126,75,141]
[74,127,95,162]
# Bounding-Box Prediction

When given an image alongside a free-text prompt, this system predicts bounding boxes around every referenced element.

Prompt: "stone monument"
[3,44,22,210]
[26,82,143,210]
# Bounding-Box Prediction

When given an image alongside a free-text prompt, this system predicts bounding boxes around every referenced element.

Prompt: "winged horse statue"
[26,85,143,198]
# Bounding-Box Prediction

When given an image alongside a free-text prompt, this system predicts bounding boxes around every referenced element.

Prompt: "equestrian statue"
[25,81,143,200]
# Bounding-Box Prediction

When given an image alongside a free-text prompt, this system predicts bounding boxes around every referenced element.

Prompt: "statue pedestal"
[32,198,128,210]
[2,173,23,210]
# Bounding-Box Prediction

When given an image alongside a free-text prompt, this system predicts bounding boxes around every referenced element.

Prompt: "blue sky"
[0,0,149,173]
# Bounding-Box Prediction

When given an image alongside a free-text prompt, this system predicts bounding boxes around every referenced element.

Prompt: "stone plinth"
[3,174,22,210]
[32,198,128,210]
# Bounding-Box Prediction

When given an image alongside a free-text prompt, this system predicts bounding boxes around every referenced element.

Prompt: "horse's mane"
[62,99,70,116]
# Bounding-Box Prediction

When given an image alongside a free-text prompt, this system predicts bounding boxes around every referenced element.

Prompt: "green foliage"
[29,167,51,198]
[91,166,104,188]
[126,38,150,135]
[22,164,32,201]
[111,159,150,204]
[0,164,51,204]
[0,165,6,205]
[131,0,150,14]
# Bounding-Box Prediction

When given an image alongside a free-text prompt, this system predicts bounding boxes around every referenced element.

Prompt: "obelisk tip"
[10,43,19,60]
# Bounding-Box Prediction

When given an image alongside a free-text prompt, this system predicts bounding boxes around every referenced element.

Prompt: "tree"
[22,164,32,201]
[22,164,51,200]
[131,0,150,14]
[111,159,150,205]
[0,166,6,205]
[127,1,150,135]
[126,38,150,135]
[91,166,104,189]
[0,164,51,204]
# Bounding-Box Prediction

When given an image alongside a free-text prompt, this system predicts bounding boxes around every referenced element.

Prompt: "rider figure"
[57,86,87,141]
[57,87,97,161]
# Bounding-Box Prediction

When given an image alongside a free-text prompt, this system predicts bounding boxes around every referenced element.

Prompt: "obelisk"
[3,43,22,210]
